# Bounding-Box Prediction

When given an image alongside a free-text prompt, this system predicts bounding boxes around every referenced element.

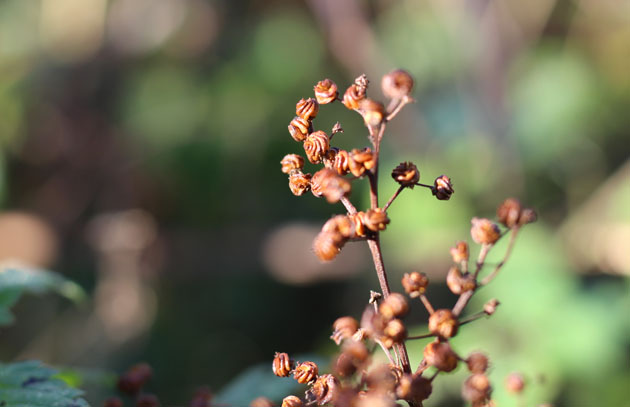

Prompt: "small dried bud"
[359,98,385,127]
[466,352,489,374]
[450,241,469,263]
[331,122,343,135]
[423,340,459,372]
[314,79,339,104]
[381,69,414,100]
[349,212,368,238]
[391,162,419,187]
[401,271,429,297]
[342,85,366,110]
[379,293,409,320]
[446,266,476,295]
[326,148,350,175]
[432,175,454,200]
[136,394,160,407]
[296,98,319,121]
[250,397,274,407]
[331,316,359,345]
[303,131,330,164]
[272,352,294,377]
[382,318,407,347]
[103,397,124,407]
[306,374,339,405]
[354,74,369,90]
[281,154,305,174]
[362,208,390,232]
[519,207,537,225]
[395,374,432,404]
[483,299,500,315]
[281,396,302,407]
[505,372,525,394]
[311,168,352,203]
[312,231,344,261]
[462,374,492,404]
[288,116,311,142]
[189,387,213,407]
[497,198,522,229]
[366,364,401,393]
[369,290,382,304]
[117,363,153,395]
[294,361,319,384]
[348,147,376,177]
[323,215,356,239]
[470,217,501,245]
[288,171,311,196]
[428,309,459,338]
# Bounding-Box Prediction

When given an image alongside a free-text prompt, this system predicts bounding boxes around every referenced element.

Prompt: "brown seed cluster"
[272,352,294,377]
[497,198,538,228]
[433,175,454,200]
[391,162,419,187]
[401,271,429,297]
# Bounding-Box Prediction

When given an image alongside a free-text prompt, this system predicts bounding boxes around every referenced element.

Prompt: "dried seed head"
[342,83,366,110]
[331,122,343,135]
[432,175,454,200]
[519,207,537,225]
[349,212,368,238]
[333,340,369,377]
[391,162,419,187]
[250,397,274,407]
[312,231,344,261]
[281,154,305,174]
[497,198,522,229]
[288,171,311,196]
[395,374,432,404]
[311,168,352,203]
[314,79,339,104]
[296,98,319,121]
[323,215,356,239]
[382,318,407,347]
[462,374,492,404]
[348,147,376,177]
[103,397,124,407]
[401,271,429,297]
[331,316,359,345]
[470,217,501,245]
[450,241,469,263]
[136,394,160,407]
[333,352,356,378]
[362,208,390,232]
[466,352,489,374]
[288,116,311,142]
[272,352,294,377]
[189,387,213,407]
[505,372,525,394]
[306,374,339,405]
[381,69,414,100]
[360,306,387,340]
[379,293,409,320]
[366,364,401,393]
[303,131,330,164]
[359,98,385,128]
[428,309,459,338]
[484,299,500,315]
[446,266,476,295]
[117,363,153,395]
[354,74,369,90]
[423,340,459,372]
[281,396,302,407]
[294,361,319,384]
[331,148,351,175]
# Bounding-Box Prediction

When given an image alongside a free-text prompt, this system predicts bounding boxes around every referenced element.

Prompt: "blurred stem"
[453,244,492,316]
[481,227,520,285]
[340,196,357,214]
[407,332,435,340]
[420,294,435,315]
[459,310,487,326]
[386,96,413,122]
[384,185,405,211]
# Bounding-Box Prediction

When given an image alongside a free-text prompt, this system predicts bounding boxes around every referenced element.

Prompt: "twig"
[383,185,405,211]
[420,294,435,315]
[481,227,520,285]
[407,332,435,340]
[340,196,357,215]
[386,96,413,122]
[458,310,487,326]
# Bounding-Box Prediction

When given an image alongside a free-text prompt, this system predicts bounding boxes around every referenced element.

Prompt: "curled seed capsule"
[306,374,339,405]
[391,162,419,187]
[359,99,385,128]
[382,318,407,347]
[381,69,414,100]
[505,372,525,394]
[272,352,294,377]
[428,309,459,339]
[323,215,356,239]
[349,212,368,238]
[466,352,489,374]
[294,361,318,384]
[348,147,375,177]
[395,373,432,404]
[288,171,311,196]
[365,364,400,393]
[313,231,344,261]
[483,299,500,315]
[288,116,311,142]
[311,168,352,204]
[362,208,390,232]
[446,266,476,295]
[342,75,369,110]
[281,396,302,407]
[470,217,501,245]
[450,241,469,263]
[423,340,459,372]
[401,271,429,298]
[250,397,274,407]
[314,79,339,104]
[303,131,330,164]
[331,149,350,175]
[378,293,409,320]
[497,198,522,229]
[433,175,454,200]
[281,154,305,174]
[331,316,359,345]
[462,374,492,404]
[296,98,319,121]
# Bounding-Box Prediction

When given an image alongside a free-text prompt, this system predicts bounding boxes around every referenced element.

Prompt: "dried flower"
[296,98,319,121]
[446,266,476,295]
[401,271,429,297]
[450,241,469,263]
[378,293,409,320]
[349,212,368,238]
[497,198,522,229]
[359,98,385,128]
[294,361,319,384]
[323,215,356,239]
[306,374,339,405]
[505,372,525,394]
[470,217,501,245]
[381,69,414,100]
[428,309,459,338]
[483,299,500,315]
[331,316,359,345]
[272,352,294,377]
[250,397,274,407]
[519,207,537,225]
[395,374,432,404]
[423,340,459,372]
[382,318,407,347]
[288,171,311,196]
[462,374,492,405]
[311,168,352,203]
[348,147,375,177]
[366,364,401,393]
[314,79,339,104]
[281,396,302,407]
[313,231,344,261]
[362,208,390,232]
[281,154,304,174]
[330,148,350,175]
[304,131,330,164]
[432,175,454,200]
[391,162,419,187]
[466,352,489,374]
[288,116,311,142]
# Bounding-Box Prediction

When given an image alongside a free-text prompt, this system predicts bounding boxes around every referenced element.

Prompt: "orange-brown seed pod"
[323,215,356,239]
[383,318,407,347]
[311,168,352,204]
[272,352,294,377]
[484,299,500,315]
[294,361,319,384]
[250,397,274,407]
[505,372,525,394]
[332,149,350,175]
[306,374,339,405]
[288,116,311,142]
[331,316,359,345]
[519,207,537,225]
[281,396,302,407]
[281,154,304,174]
[462,374,492,404]
[428,309,459,338]
[348,147,375,177]
[296,98,319,121]
[401,271,429,298]
[423,340,459,372]
[314,79,339,104]
[366,364,401,393]
[470,217,501,245]
[288,171,311,196]
[381,69,414,100]
[391,162,419,187]
[395,373,432,404]
[349,212,368,238]
[303,131,330,164]
[342,85,366,110]
[333,352,356,377]
[362,208,390,232]
[342,340,369,364]
[446,266,476,295]
[312,231,344,262]
[466,352,489,374]
[379,292,409,320]
[433,175,454,200]
[497,198,522,229]
[359,98,385,128]
[450,241,469,263]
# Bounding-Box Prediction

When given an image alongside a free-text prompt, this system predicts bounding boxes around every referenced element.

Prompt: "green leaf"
[0,360,90,407]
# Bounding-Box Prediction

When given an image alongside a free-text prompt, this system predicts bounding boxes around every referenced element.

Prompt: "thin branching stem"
[340,196,357,215]
[481,227,520,285]
[420,294,435,315]
[384,185,405,211]
[406,332,435,340]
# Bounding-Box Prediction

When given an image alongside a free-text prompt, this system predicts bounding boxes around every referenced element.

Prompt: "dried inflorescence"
[272,352,294,377]
[391,162,420,187]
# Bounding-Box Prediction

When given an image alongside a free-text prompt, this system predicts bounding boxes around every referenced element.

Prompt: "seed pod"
[342,340,370,364]
[379,293,409,320]
[281,396,302,407]
[117,363,153,395]
[505,372,525,393]
[288,116,311,142]
[312,231,344,261]
[354,391,397,407]
[462,374,492,404]
[446,266,476,295]
[362,208,390,232]
[432,175,454,200]
[366,364,401,393]
[423,340,459,372]
[382,318,407,347]
[360,306,387,340]
[288,171,311,196]
[484,299,500,315]
[450,241,469,263]
[294,361,319,384]
[359,98,385,128]
[395,374,432,404]
[311,168,352,203]
[103,397,123,407]
[314,79,339,104]
[342,84,364,110]
[519,207,537,225]
[497,198,522,229]
[136,394,160,407]
[391,162,419,187]
[296,98,319,121]
[331,316,359,345]
[303,131,330,164]
[401,271,429,297]
[428,309,459,338]
[466,352,489,374]
[331,149,350,175]
[323,215,356,239]
[470,217,501,245]
[281,154,305,174]
[306,374,339,405]
[349,212,368,238]
[272,352,294,377]
[381,69,414,100]
[250,397,274,407]
[348,147,375,177]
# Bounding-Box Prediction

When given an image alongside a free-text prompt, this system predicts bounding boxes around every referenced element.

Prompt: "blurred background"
[0,0,628,406]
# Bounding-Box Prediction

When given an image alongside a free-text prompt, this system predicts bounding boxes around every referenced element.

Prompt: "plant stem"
[383,185,405,211]
[340,196,357,215]
[481,227,520,285]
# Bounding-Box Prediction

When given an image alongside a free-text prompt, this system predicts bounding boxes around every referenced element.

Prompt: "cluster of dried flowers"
[272,70,536,407]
